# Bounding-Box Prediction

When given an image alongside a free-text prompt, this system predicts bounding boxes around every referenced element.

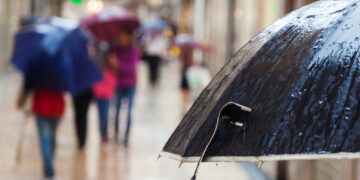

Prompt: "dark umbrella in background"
[12,17,102,95]
[161,0,360,179]
[82,6,140,42]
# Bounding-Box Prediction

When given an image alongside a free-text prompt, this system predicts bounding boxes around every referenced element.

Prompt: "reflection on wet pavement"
[0,63,249,180]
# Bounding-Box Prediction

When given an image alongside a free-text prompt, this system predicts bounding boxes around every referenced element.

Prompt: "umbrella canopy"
[162,0,360,166]
[82,6,140,42]
[173,34,210,50]
[141,18,168,32]
[12,17,102,95]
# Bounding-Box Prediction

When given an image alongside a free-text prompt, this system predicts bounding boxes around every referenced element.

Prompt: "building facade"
[0,0,63,72]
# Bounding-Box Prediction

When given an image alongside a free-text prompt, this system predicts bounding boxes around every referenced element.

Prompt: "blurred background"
[1,0,360,180]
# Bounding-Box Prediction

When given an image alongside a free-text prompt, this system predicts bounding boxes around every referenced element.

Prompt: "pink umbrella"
[173,34,211,51]
[82,6,140,42]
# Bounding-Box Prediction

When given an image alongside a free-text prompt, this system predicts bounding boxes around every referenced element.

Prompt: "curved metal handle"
[191,102,251,180]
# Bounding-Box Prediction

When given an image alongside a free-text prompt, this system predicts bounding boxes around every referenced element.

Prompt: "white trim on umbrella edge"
[159,151,360,163]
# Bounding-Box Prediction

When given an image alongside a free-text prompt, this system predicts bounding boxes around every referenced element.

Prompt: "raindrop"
[298,91,303,95]
[299,132,303,136]
[319,100,323,105]
[257,161,264,168]
[306,147,310,151]
[291,93,296,98]
[345,116,349,120]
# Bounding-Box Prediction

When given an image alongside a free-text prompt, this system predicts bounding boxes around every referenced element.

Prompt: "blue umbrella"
[12,17,102,95]
[141,18,168,31]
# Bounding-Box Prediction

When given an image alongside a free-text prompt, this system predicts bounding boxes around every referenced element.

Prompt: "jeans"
[36,116,60,178]
[115,87,136,143]
[96,99,110,140]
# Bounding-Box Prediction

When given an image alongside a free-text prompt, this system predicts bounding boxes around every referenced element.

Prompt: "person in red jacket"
[18,87,65,179]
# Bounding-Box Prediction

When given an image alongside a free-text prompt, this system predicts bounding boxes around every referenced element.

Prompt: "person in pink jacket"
[93,56,117,144]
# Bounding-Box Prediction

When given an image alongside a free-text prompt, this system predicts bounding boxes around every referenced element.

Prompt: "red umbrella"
[82,6,140,42]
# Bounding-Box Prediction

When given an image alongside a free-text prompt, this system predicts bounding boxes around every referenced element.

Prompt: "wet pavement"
[0,62,249,180]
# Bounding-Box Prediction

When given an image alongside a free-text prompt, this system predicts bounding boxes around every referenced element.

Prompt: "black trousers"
[143,53,161,86]
[72,90,93,149]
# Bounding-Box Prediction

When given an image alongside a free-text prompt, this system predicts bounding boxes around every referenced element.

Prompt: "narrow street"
[0,62,249,180]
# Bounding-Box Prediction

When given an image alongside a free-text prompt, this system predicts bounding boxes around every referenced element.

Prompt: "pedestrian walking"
[93,55,117,145]
[179,46,194,114]
[112,29,141,146]
[142,34,169,87]
[16,66,65,180]
[12,16,101,179]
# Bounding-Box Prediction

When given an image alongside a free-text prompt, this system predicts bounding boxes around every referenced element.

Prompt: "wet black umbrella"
[161,0,360,179]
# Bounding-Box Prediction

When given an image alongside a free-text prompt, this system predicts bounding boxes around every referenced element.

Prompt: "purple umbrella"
[82,6,140,42]
[173,34,211,51]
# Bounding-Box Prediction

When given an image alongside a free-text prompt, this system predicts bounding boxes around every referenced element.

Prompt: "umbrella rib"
[191,102,251,180]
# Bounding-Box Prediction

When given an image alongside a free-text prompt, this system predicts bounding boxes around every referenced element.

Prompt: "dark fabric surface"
[73,90,93,148]
[163,0,360,159]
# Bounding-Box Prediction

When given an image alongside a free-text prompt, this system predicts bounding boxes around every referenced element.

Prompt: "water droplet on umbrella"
[307,15,315,19]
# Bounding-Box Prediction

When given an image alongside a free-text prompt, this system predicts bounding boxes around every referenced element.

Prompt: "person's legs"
[149,56,160,86]
[72,90,92,149]
[50,119,60,158]
[124,87,136,146]
[96,98,110,143]
[180,69,190,114]
[36,116,60,178]
[114,88,123,142]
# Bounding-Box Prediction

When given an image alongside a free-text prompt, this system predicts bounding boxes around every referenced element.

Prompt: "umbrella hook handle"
[191,102,251,180]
